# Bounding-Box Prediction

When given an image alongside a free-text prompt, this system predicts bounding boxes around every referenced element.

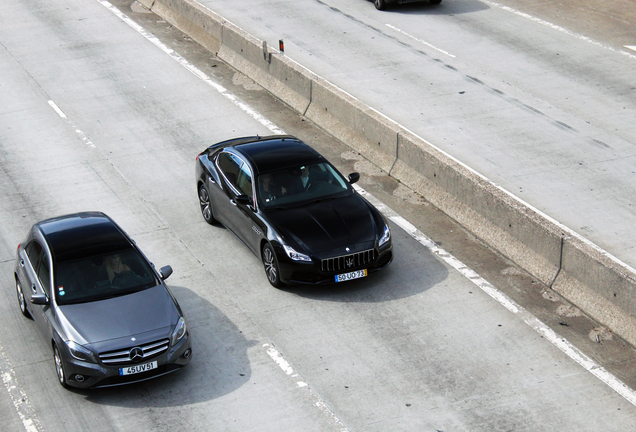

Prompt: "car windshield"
[54,247,158,305]
[258,162,351,209]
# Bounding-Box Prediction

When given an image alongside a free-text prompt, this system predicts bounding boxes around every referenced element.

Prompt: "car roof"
[220,136,325,175]
[38,212,133,263]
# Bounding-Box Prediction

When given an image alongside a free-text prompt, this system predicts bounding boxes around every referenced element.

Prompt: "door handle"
[31,284,37,293]
[20,259,25,267]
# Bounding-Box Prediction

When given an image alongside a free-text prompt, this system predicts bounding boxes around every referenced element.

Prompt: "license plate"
[119,361,158,376]
[335,269,367,282]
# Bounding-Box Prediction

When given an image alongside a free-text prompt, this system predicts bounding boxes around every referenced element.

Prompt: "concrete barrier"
[305,77,401,174]
[217,22,314,115]
[554,236,636,344]
[265,54,314,116]
[142,0,224,54]
[144,0,636,348]
[391,131,564,287]
[144,0,314,114]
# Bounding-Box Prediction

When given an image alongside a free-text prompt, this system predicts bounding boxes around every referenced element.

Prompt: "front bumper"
[278,246,393,285]
[61,333,192,389]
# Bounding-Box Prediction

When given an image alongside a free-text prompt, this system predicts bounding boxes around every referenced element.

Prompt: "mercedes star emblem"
[129,347,144,362]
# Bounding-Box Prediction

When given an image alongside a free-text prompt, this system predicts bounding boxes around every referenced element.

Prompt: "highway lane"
[1,0,636,430]
[190,0,636,270]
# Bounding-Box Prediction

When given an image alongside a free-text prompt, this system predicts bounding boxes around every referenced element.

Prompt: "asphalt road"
[190,0,636,271]
[1,0,636,431]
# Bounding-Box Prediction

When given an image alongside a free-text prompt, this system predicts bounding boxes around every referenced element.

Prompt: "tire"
[16,279,31,318]
[262,243,284,288]
[198,183,217,224]
[430,0,442,4]
[374,0,387,10]
[54,345,68,388]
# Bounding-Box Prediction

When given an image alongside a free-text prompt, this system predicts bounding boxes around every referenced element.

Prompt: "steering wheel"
[111,270,137,286]
[307,181,327,193]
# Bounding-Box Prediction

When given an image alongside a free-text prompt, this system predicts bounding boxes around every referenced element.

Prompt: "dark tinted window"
[258,162,350,208]
[236,162,253,197]
[54,247,158,305]
[25,241,42,262]
[217,152,242,189]
[36,253,51,297]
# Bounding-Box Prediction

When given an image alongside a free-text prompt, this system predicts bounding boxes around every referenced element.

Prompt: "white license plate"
[335,269,367,282]
[119,361,158,376]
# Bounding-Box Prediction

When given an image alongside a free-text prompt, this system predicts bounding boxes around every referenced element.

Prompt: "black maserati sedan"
[373,0,441,10]
[195,135,393,287]
[13,212,192,389]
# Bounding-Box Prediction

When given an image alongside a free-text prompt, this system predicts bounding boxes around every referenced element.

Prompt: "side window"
[36,253,51,297]
[236,163,253,197]
[25,241,43,263]
[217,152,242,189]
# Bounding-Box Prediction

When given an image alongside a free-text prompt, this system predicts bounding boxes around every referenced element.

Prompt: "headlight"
[283,245,312,262]
[171,317,187,346]
[379,224,391,247]
[67,341,97,363]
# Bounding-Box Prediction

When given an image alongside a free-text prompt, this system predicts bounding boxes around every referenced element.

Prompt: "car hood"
[57,285,179,345]
[267,193,378,254]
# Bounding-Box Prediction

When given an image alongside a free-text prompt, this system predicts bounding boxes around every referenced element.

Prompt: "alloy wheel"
[198,184,216,224]
[262,244,284,288]
[16,279,30,318]
[54,346,68,388]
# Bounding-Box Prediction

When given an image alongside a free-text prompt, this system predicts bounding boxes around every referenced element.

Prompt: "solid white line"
[481,0,636,60]
[385,24,455,58]
[97,0,286,136]
[625,46,636,53]
[355,185,636,407]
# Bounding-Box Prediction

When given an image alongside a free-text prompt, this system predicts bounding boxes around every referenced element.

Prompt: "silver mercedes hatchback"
[13,212,192,389]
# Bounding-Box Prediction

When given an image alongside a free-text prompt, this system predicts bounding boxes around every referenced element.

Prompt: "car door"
[21,240,51,333]
[213,151,243,230]
[17,240,37,310]
[232,161,262,255]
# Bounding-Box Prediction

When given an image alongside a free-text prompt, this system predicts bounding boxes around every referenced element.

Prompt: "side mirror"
[235,195,252,206]
[160,265,173,280]
[31,294,49,306]
[348,172,360,184]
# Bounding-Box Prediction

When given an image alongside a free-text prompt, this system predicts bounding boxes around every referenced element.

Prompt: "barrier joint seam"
[389,131,401,176]
[549,234,565,288]
[302,80,313,117]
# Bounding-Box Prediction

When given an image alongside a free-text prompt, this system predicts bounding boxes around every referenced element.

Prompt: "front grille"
[99,339,170,366]
[321,249,376,273]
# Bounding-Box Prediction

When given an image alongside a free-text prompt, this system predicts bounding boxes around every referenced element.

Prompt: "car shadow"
[370,0,489,15]
[288,224,449,303]
[78,285,256,407]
